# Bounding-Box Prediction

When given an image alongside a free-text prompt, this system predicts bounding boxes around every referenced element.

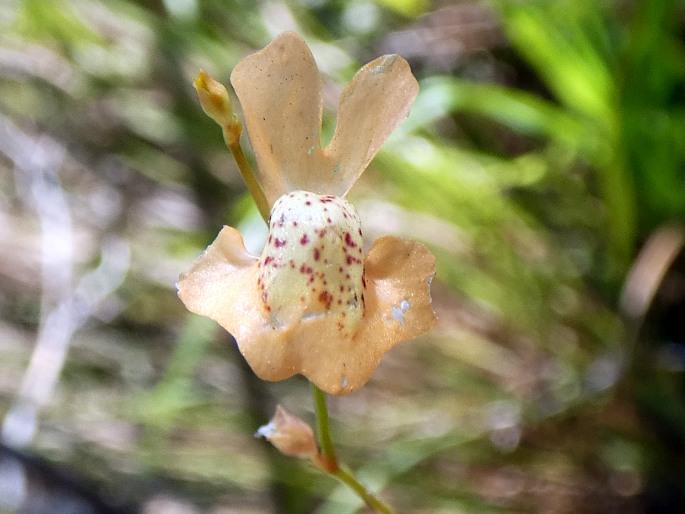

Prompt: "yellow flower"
[178,33,436,395]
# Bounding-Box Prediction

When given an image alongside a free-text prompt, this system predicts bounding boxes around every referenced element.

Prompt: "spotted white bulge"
[257,191,365,336]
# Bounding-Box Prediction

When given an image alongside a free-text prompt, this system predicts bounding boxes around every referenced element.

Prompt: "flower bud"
[255,405,318,459]
[194,70,242,144]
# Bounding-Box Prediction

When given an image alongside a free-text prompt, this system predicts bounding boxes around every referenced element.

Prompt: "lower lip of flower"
[257,190,365,334]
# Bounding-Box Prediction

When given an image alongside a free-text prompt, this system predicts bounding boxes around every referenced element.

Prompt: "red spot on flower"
[318,290,333,309]
[300,234,309,245]
[274,238,286,247]
[313,248,320,261]
[344,232,357,248]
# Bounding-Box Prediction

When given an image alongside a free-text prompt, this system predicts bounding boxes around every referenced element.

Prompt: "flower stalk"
[226,139,270,222]
[310,385,396,513]
[312,384,338,472]
[193,70,270,221]
[332,465,397,514]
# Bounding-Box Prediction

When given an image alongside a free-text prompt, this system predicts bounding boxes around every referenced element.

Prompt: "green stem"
[311,384,396,514]
[312,384,337,469]
[333,466,397,514]
[226,138,270,222]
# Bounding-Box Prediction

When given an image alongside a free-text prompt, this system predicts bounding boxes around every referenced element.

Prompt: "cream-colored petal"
[353,236,437,376]
[177,227,265,338]
[324,55,419,197]
[230,32,328,208]
[240,314,356,394]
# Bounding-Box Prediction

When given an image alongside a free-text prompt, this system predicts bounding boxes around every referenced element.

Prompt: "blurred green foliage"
[1,0,685,513]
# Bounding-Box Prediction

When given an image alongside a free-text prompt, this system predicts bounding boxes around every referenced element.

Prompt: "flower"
[178,32,436,395]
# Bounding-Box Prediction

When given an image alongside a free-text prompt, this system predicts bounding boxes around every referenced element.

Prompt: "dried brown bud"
[255,405,318,459]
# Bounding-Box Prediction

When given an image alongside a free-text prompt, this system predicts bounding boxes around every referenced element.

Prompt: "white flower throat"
[257,191,365,334]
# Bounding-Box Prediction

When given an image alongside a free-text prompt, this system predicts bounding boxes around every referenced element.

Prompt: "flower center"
[258,191,365,334]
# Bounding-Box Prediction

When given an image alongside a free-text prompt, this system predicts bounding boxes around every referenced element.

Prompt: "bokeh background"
[2,0,685,512]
